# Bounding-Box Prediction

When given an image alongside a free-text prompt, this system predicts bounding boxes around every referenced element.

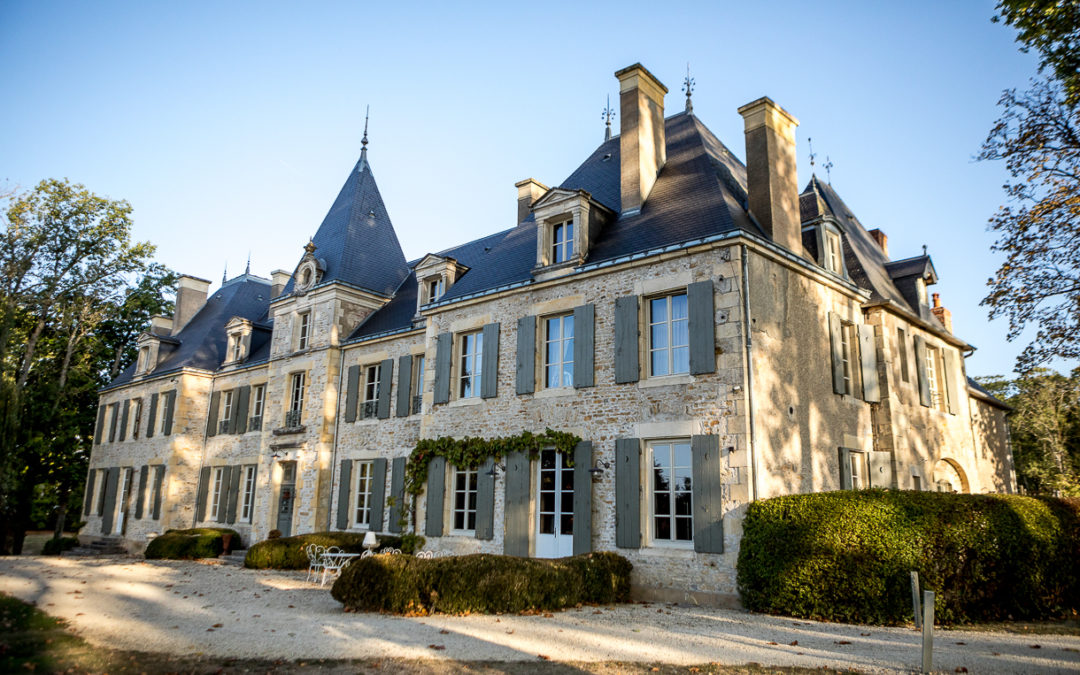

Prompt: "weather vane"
[602,95,615,141]
[808,137,816,167]
[362,105,369,148]
[683,63,695,114]
[823,155,834,184]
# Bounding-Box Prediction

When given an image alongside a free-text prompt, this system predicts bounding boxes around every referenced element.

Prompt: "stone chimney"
[869,228,889,258]
[271,269,291,299]
[172,275,211,336]
[149,315,173,336]
[515,178,548,224]
[931,293,953,333]
[616,63,668,215]
[737,97,802,254]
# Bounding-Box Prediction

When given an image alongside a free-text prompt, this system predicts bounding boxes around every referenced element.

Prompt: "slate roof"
[967,377,1012,411]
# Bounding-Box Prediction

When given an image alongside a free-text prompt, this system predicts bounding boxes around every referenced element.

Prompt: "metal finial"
[808,137,816,167]
[602,95,615,142]
[222,264,227,284]
[359,105,370,171]
[923,244,928,257]
[683,63,695,114]
[245,252,251,276]
[823,156,834,184]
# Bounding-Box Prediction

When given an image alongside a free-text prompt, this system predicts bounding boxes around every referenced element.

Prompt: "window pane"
[650,297,667,323]
[540,513,555,534]
[651,350,669,376]
[540,491,555,513]
[561,513,574,535]
[562,361,573,387]
[672,318,688,348]
[675,491,693,516]
[672,346,689,374]
[654,492,671,517]
[674,443,691,467]
[564,315,574,339]
[672,294,688,320]
[651,322,668,349]
[675,517,693,541]
[655,516,671,540]
[546,340,559,365]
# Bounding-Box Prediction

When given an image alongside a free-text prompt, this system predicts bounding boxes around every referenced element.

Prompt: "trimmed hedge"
[331,552,632,614]
[40,536,78,556]
[244,532,422,569]
[737,490,1080,625]
[144,528,240,560]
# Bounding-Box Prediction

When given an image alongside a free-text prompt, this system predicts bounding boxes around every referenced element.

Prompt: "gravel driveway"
[1,556,1078,674]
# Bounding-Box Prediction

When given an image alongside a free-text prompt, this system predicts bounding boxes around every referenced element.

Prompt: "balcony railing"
[219,419,231,434]
[412,395,423,416]
[284,409,303,428]
[360,401,378,420]
[249,416,262,431]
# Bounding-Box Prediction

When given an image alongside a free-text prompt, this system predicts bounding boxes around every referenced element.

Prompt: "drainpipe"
[740,244,759,502]
[326,347,347,531]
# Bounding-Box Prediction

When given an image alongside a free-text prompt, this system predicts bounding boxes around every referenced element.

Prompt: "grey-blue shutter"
[475,457,495,540]
[944,349,959,414]
[481,322,500,398]
[162,390,176,436]
[396,355,412,417]
[377,358,394,419]
[688,281,716,375]
[336,460,352,530]
[425,456,446,536]
[234,386,250,434]
[226,464,241,524]
[118,400,129,441]
[94,405,106,445]
[96,469,106,515]
[370,458,387,531]
[573,441,593,554]
[829,312,846,395]
[388,457,406,533]
[146,393,158,438]
[574,304,595,388]
[914,335,931,407]
[614,296,640,384]
[615,438,641,548]
[516,316,536,395]
[152,466,165,519]
[195,466,211,522]
[100,468,119,534]
[218,466,233,521]
[108,404,119,442]
[344,365,360,423]
[691,435,724,553]
[433,332,452,404]
[859,325,881,403]
[135,465,148,519]
[207,391,220,437]
[83,469,97,516]
[503,451,530,556]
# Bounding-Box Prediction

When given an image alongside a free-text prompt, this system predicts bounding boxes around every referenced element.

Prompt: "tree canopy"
[994,0,1080,106]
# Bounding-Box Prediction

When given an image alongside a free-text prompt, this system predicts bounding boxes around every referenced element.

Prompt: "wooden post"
[921,590,935,673]
[910,571,922,628]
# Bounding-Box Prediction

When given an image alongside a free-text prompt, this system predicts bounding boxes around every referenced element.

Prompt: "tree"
[993,0,1080,106]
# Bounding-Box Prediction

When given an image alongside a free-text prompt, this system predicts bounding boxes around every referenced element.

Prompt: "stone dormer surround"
[132,331,179,378]
[414,254,468,312]
[530,188,613,281]
[224,317,254,365]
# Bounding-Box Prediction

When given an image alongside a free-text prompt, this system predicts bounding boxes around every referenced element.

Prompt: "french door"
[535,449,573,558]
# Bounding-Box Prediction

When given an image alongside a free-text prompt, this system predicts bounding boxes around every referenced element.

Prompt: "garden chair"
[320,546,351,586]
[305,544,326,583]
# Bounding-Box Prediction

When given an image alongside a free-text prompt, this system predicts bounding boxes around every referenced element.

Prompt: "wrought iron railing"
[285,409,302,428]
[361,401,378,419]
[249,416,262,431]
[219,420,231,434]
[412,395,423,415]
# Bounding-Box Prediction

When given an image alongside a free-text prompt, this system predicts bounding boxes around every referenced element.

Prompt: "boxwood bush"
[737,490,1080,625]
[40,536,79,556]
[331,552,632,614]
[144,528,240,560]
[244,532,420,569]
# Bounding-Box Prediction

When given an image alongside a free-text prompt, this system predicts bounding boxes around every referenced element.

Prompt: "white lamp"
[362,531,378,551]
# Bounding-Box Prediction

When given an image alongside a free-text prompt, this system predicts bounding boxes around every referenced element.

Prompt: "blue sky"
[0,1,1051,377]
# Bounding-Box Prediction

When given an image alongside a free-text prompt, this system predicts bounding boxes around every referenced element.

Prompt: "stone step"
[219,549,248,566]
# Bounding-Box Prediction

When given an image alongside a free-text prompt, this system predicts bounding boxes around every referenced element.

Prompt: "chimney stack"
[616,63,668,215]
[515,178,548,224]
[172,275,211,336]
[271,269,291,299]
[149,315,173,336]
[737,97,801,254]
[931,293,953,333]
[869,228,889,258]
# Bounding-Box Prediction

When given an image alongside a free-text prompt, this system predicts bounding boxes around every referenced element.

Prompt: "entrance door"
[276,462,296,537]
[535,449,573,558]
[115,468,132,535]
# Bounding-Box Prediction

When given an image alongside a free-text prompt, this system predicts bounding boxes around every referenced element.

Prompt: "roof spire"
[222,263,227,284]
[245,252,251,275]
[683,63,695,113]
[359,105,370,172]
[602,95,615,141]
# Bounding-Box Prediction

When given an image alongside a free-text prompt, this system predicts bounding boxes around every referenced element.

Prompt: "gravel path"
[1,556,1078,674]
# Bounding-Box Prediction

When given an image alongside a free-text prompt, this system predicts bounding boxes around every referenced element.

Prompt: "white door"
[535,449,574,558]
[114,468,132,535]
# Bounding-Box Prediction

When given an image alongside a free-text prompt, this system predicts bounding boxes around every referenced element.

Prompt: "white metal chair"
[320,546,347,586]
[305,544,326,583]
[415,550,434,559]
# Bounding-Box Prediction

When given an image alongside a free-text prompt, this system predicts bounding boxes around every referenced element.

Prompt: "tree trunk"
[16,315,47,389]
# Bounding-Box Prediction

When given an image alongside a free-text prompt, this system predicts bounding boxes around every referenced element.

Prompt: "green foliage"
[40,536,78,556]
[331,552,632,615]
[737,490,1080,625]
[993,0,1080,105]
[244,531,420,569]
[143,528,239,560]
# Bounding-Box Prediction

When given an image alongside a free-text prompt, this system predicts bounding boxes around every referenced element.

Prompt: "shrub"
[737,490,1080,625]
[331,552,632,614]
[143,528,240,560]
[244,532,421,569]
[40,536,78,556]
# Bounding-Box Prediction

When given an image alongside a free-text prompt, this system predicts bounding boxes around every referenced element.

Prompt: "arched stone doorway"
[933,458,969,493]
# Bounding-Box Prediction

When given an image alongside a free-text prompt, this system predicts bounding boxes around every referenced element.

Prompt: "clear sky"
[0,1,1054,377]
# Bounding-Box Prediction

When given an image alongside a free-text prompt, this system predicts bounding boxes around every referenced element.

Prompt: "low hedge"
[244,532,422,569]
[144,528,240,560]
[40,536,78,556]
[331,552,632,614]
[737,490,1080,625]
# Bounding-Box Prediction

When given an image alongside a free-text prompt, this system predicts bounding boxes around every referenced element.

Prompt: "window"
[159,397,169,434]
[132,399,143,440]
[353,460,374,528]
[552,219,574,264]
[824,230,843,275]
[427,277,445,303]
[649,440,693,544]
[250,384,265,430]
[649,293,689,377]
[297,312,311,350]
[840,324,854,394]
[219,390,234,433]
[136,346,150,373]
[147,466,163,518]
[286,372,305,427]
[897,327,909,383]
[412,355,425,414]
[848,451,869,489]
[544,314,574,388]
[210,467,225,522]
[926,345,948,412]
[229,334,243,362]
[240,465,256,521]
[361,364,380,419]
[458,331,483,398]
[451,467,478,533]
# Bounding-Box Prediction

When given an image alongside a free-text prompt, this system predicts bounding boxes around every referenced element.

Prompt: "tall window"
[210,467,225,522]
[132,399,143,440]
[452,467,478,532]
[926,345,948,412]
[287,373,305,427]
[353,460,374,528]
[412,355,425,414]
[824,230,843,275]
[650,440,693,544]
[649,293,689,376]
[250,384,265,429]
[230,334,243,362]
[458,331,483,398]
[220,390,234,432]
[849,451,869,489]
[240,466,256,522]
[427,277,445,303]
[297,312,311,350]
[552,220,574,264]
[362,364,380,419]
[840,323,854,394]
[136,346,150,373]
[544,314,574,388]
[159,397,169,435]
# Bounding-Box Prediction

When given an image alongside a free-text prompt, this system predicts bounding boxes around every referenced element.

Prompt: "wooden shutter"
[868,451,895,488]
[688,280,716,375]
[388,457,406,533]
[152,466,165,520]
[574,304,595,388]
[100,468,119,534]
[897,327,910,383]
[829,312,846,395]
[146,393,158,438]
[615,438,641,548]
[475,457,495,540]
[118,400,129,441]
[207,391,220,437]
[336,460,352,530]
[838,448,852,490]
[195,467,211,522]
[691,435,724,554]
[396,355,413,417]
[234,386,250,434]
[503,451,530,556]
[614,296,640,384]
[859,324,881,403]
[135,465,148,519]
[433,332,452,404]
[94,405,106,445]
[83,468,97,516]
[226,465,242,524]
[573,441,593,555]
[424,456,446,537]
[344,364,360,423]
[162,390,176,436]
[217,466,233,522]
[944,350,959,414]
[376,358,394,419]
[370,458,387,531]
[481,322,500,398]
[914,335,931,407]
[516,316,536,395]
[108,404,119,442]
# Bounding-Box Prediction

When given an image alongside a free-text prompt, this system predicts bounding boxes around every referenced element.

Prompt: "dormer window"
[223,317,254,365]
[231,336,242,362]
[427,277,445,303]
[414,254,468,314]
[552,219,574,264]
[530,188,612,277]
[824,230,843,275]
[136,346,151,374]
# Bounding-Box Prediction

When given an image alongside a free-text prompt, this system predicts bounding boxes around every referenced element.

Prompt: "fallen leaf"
[428,644,446,650]
[955,641,966,645]
[860,632,870,636]
[789,640,798,646]
[1030,645,1042,649]
[835,640,851,645]
[537,655,550,661]
[212,623,223,628]
[767,641,778,646]
[543,613,554,618]
[439,629,449,634]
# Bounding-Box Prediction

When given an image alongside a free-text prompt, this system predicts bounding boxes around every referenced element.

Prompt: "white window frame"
[297,312,311,351]
[240,466,256,522]
[646,439,694,548]
[353,460,374,529]
[926,345,948,412]
[221,390,234,428]
[210,467,225,522]
[551,219,574,264]
[543,314,575,389]
[136,346,150,373]
[648,292,689,377]
[411,355,425,415]
[290,372,305,414]
[159,396,169,434]
[450,466,478,534]
[824,229,843,275]
[229,333,243,362]
[849,450,869,490]
[251,384,265,422]
[361,364,381,418]
[427,276,445,303]
[458,331,483,399]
